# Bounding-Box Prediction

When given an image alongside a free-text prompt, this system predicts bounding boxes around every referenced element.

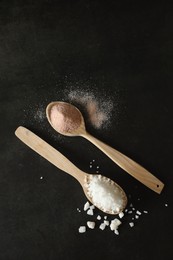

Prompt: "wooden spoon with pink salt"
[46,101,164,194]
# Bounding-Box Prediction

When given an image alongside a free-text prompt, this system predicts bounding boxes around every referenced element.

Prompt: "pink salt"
[50,103,82,133]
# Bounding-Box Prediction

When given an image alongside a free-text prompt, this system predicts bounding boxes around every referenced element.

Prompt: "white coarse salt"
[99,223,106,230]
[129,222,134,228]
[136,210,142,215]
[143,210,148,214]
[87,221,95,229]
[135,215,139,219]
[78,226,86,233]
[86,175,126,214]
[114,229,119,235]
[104,216,107,220]
[84,201,90,211]
[104,220,109,226]
[110,218,122,231]
[87,208,94,215]
[128,210,133,214]
[40,176,43,180]
[119,212,124,219]
[165,203,168,207]
[90,205,95,210]
[97,215,101,220]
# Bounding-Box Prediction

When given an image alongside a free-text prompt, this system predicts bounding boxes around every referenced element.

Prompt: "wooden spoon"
[15,126,127,215]
[46,101,164,194]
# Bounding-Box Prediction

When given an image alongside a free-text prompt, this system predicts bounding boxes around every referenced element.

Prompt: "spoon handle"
[15,126,85,185]
[83,132,164,194]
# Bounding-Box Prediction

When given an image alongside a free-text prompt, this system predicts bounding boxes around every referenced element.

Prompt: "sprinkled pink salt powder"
[49,103,82,134]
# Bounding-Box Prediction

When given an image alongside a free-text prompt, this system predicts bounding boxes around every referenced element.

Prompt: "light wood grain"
[15,126,86,186]
[83,132,164,194]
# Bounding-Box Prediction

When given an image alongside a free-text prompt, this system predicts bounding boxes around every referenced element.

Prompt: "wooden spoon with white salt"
[46,101,164,194]
[15,126,127,215]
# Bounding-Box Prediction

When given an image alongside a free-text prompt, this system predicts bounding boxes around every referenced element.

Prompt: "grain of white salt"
[143,210,148,214]
[87,221,95,229]
[84,202,90,211]
[114,229,119,235]
[97,215,101,220]
[165,203,168,207]
[40,176,43,180]
[104,220,109,226]
[129,222,134,228]
[87,208,94,215]
[135,215,139,219]
[110,219,121,231]
[99,223,106,230]
[79,226,86,233]
[136,210,142,215]
[119,212,124,219]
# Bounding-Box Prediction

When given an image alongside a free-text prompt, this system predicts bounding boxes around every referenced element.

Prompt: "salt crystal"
[165,203,168,207]
[119,212,124,219]
[104,220,109,226]
[78,226,86,233]
[129,222,134,228]
[99,223,106,230]
[143,210,148,214]
[104,216,107,220]
[114,229,119,235]
[136,210,142,215]
[128,211,133,214]
[84,202,90,211]
[110,219,121,231]
[87,208,94,215]
[90,205,95,210]
[135,215,139,219]
[87,221,95,229]
[40,176,43,179]
[97,215,101,220]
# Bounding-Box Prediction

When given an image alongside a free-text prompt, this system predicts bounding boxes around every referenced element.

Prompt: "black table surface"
[0,1,173,260]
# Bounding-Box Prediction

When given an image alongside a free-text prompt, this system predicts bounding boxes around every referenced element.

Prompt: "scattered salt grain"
[135,215,139,219]
[136,210,142,215]
[79,226,86,233]
[97,215,101,220]
[165,203,168,207]
[99,223,106,230]
[104,216,107,220]
[77,208,81,212]
[114,229,119,235]
[87,208,94,216]
[90,205,95,210]
[90,165,92,168]
[128,211,133,214]
[129,222,134,228]
[104,220,109,226]
[110,219,122,231]
[143,210,148,214]
[40,176,43,180]
[119,212,124,219]
[87,221,95,229]
[84,202,90,211]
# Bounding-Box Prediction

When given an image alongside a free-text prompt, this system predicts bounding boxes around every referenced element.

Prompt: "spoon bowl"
[46,101,164,194]
[46,101,86,136]
[15,126,127,215]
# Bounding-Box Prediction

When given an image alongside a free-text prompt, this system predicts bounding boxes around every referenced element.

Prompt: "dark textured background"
[0,1,173,259]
